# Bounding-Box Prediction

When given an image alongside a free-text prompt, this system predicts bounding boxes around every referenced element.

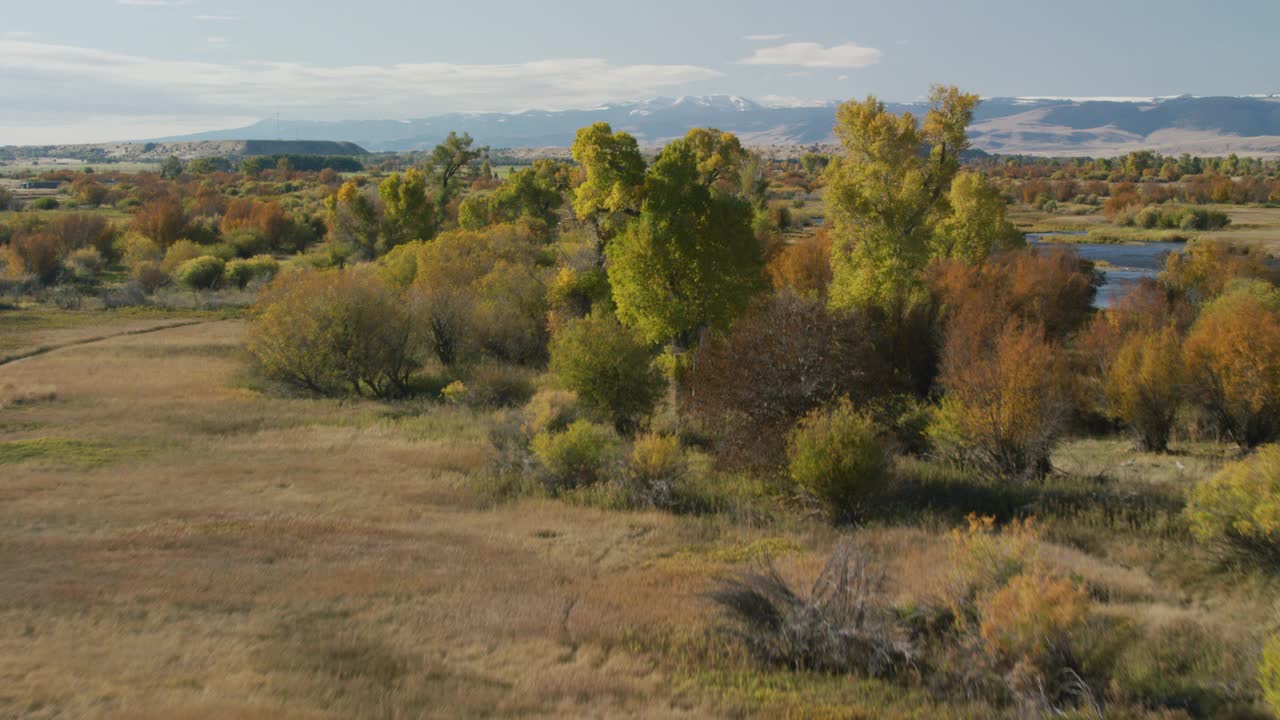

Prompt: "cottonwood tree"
[487,160,568,229]
[324,180,380,259]
[825,86,1020,312]
[606,132,763,355]
[570,122,646,254]
[427,132,488,221]
[379,169,436,247]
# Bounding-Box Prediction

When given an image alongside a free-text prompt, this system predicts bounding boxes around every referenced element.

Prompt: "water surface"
[1028,232,1184,307]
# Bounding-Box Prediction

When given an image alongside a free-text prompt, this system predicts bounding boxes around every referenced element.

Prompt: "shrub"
[1104,324,1186,452]
[545,266,610,333]
[440,381,468,405]
[530,420,619,492]
[247,268,427,398]
[765,230,832,298]
[1161,239,1273,305]
[131,196,187,246]
[947,515,1042,615]
[29,197,59,211]
[458,361,536,407]
[412,224,551,366]
[684,292,898,467]
[220,198,297,252]
[709,545,913,677]
[161,239,204,274]
[979,572,1090,671]
[978,571,1093,707]
[623,433,688,508]
[787,398,890,521]
[929,248,1098,344]
[130,261,169,292]
[522,389,580,435]
[101,282,148,309]
[549,311,664,434]
[1183,282,1280,447]
[63,247,105,281]
[224,227,268,257]
[375,240,425,287]
[1262,634,1280,715]
[47,285,82,310]
[174,256,225,290]
[3,232,65,284]
[224,255,279,289]
[47,214,117,258]
[120,232,162,267]
[933,321,1072,479]
[1187,445,1280,559]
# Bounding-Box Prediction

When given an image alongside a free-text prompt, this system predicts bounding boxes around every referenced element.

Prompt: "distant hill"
[151,95,1280,157]
[1,140,367,163]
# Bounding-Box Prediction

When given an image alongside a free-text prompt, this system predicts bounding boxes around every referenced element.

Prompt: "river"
[1028,232,1185,308]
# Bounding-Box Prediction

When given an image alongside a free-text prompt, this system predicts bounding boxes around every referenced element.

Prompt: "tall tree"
[324,180,380,259]
[933,171,1023,264]
[607,135,762,353]
[824,85,991,311]
[379,169,435,247]
[570,122,645,253]
[426,132,487,220]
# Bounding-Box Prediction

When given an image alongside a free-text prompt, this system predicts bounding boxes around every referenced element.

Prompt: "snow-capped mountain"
[151,95,1280,156]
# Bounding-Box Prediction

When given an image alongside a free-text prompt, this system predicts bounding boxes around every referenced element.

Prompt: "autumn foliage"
[247,268,425,398]
[933,320,1072,479]
[130,197,188,247]
[1104,324,1186,452]
[684,292,898,466]
[1183,281,1280,447]
[765,229,833,298]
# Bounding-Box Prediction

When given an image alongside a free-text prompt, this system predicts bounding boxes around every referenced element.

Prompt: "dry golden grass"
[0,318,840,718]
[0,315,1274,718]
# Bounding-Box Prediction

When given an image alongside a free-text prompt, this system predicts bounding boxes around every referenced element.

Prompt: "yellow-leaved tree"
[824,86,1022,312]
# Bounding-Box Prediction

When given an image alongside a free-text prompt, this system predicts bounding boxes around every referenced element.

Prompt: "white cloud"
[2,31,34,39]
[837,74,849,81]
[0,40,722,142]
[739,41,881,69]
[206,36,230,47]
[195,14,242,21]
[744,33,787,41]
[117,0,195,5]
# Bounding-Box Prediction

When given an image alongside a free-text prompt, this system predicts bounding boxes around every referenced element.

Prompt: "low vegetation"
[4,85,1280,718]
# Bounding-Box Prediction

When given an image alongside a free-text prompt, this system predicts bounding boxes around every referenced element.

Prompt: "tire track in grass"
[0,319,218,368]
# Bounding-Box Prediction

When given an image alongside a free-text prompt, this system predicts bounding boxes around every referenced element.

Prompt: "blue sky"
[2,0,1278,144]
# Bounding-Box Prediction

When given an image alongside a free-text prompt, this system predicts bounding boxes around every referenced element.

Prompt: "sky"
[2,0,1278,145]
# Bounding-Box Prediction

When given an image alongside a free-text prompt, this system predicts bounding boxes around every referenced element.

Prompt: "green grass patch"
[0,437,144,469]
[1085,228,1193,244]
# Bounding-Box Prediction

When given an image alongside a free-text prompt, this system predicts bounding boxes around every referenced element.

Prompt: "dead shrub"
[709,544,914,677]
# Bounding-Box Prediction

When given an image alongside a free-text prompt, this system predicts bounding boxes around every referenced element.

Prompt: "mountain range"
[159,94,1280,157]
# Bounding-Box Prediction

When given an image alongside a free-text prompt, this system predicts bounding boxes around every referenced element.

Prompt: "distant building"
[18,181,61,190]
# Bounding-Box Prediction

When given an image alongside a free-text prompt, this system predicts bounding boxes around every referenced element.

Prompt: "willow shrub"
[787,398,890,522]
[246,268,426,398]
[1187,444,1280,561]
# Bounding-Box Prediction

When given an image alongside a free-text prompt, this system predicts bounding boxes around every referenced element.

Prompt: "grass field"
[1010,203,1280,252]
[0,311,1274,718]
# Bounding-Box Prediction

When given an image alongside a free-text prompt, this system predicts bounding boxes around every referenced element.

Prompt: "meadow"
[4,92,1280,718]
[1,311,1272,719]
